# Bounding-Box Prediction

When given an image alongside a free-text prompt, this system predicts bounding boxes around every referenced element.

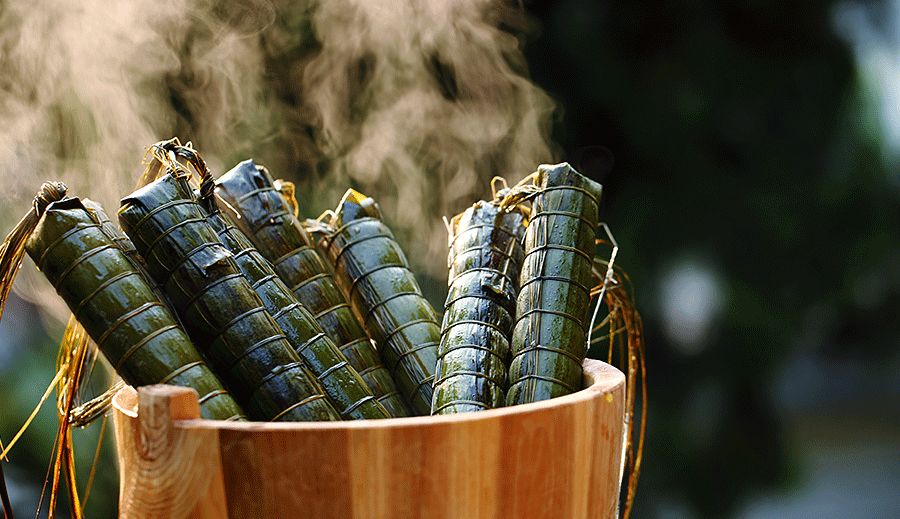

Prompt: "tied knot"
[34,181,68,215]
[198,173,217,210]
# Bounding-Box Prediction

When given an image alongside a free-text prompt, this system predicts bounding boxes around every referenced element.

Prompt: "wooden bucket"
[112,359,626,519]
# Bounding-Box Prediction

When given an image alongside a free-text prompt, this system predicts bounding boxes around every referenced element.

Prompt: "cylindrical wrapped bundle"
[24,195,244,421]
[119,173,339,422]
[507,163,603,405]
[432,201,527,415]
[319,190,439,415]
[215,160,410,417]
[206,209,391,420]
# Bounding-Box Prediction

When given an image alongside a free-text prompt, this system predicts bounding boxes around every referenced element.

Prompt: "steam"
[0,0,556,320]
[301,0,557,267]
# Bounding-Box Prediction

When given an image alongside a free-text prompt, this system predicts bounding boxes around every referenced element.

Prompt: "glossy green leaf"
[433,201,526,414]
[507,163,603,404]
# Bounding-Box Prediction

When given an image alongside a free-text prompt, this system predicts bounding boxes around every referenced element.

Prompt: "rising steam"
[301,0,556,268]
[0,0,556,319]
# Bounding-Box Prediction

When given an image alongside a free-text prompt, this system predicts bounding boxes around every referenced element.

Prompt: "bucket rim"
[112,358,625,431]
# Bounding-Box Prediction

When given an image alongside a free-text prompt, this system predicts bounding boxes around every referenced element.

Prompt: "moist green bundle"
[118,165,338,422]
[432,200,527,414]
[317,190,442,416]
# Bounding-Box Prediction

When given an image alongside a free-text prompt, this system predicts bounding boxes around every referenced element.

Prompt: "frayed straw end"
[0,181,68,321]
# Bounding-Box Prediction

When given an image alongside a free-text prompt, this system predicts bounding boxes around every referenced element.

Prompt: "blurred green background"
[1,0,897,517]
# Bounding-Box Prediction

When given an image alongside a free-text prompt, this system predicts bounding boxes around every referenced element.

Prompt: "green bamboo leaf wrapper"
[83,199,141,263]
[215,160,410,417]
[507,163,603,404]
[25,197,244,421]
[119,173,339,422]
[205,209,391,419]
[83,199,186,326]
[432,201,526,414]
[320,190,440,416]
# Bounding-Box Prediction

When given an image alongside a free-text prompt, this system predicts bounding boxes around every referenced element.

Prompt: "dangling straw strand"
[48,318,91,519]
[0,184,68,513]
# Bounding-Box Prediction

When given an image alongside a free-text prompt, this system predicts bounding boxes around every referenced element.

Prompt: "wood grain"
[113,359,625,519]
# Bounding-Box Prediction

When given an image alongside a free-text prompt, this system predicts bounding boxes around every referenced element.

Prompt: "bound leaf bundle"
[432,200,527,414]
[215,161,410,417]
[319,190,440,416]
[5,184,245,420]
[169,144,391,420]
[506,163,603,404]
[119,172,339,421]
